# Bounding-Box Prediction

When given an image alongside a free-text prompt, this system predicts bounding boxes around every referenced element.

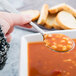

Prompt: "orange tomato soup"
[28,39,76,76]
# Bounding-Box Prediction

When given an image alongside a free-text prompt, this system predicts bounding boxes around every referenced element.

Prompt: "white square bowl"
[19,30,76,76]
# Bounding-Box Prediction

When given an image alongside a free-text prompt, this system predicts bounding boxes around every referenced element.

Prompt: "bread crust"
[56,11,76,29]
[49,3,76,17]
[44,14,56,29]
[44,13,63,29]
[64,4,76,17]
[21,10,40,21]
[37,4,49,25]
[49,3,65,14]
[56,17,71,29]
[44,13,63,30]
[53,19,63,30]
[44,22,53,29]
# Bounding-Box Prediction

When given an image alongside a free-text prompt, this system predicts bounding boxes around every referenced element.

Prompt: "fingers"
[5,34,12,43]
[6,34,12,43]
[10,13,32,26]
[0,18,10,34]
[0,12,14,26]
[0,12,32,27]
[6,26,14,35]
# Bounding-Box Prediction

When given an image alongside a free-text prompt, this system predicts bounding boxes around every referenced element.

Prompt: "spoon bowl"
[46,40,75,52]
[43,33,75,52]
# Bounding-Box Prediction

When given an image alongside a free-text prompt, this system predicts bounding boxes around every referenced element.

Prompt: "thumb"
[10,13,32,26]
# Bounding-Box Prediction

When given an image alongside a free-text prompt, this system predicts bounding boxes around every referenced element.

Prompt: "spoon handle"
[30,22,45,35]
[0,0,45,35]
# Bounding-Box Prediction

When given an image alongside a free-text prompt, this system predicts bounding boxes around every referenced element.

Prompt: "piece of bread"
[49,3,65,14]
[49,3,76,17]
[21,10,40,21]
[44,14,56,29]
[53,19,63,30]
[37,4,49,25]
[63,4,76,17]
[56,11,76,29]
[44,13,62,29]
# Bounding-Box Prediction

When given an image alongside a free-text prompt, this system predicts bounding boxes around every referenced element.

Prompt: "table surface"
[0,0,76,76]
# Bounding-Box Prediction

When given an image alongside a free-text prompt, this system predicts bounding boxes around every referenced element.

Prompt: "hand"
[0,12,32,42]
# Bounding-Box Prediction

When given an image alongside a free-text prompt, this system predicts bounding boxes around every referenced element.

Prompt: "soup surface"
[28,39,76,76]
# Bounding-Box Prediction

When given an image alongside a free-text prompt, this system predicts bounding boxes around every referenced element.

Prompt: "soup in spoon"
[44,34,74,52]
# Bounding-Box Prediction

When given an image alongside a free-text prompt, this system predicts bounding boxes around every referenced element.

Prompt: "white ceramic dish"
[19,30,76,76]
